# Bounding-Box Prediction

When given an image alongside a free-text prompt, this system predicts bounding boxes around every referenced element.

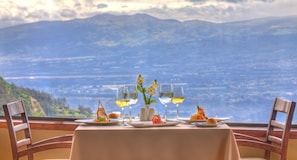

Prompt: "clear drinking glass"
[172,84,184,119]
[158,83,173,121]
[115,85,130,125]
[126,84,138,122]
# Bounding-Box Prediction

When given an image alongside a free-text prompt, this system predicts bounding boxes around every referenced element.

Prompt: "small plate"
[212,117,232,121]
[128,121,181,128]
[177,117,206,124]
[178,116,231,124]
[195,122,218,127]
[75,119,120,126]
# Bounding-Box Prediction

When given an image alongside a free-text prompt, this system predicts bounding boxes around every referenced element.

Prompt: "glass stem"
[176,104,179,119]
[129,106,132,122]
[165,105,167,121]
[121,107,125,124]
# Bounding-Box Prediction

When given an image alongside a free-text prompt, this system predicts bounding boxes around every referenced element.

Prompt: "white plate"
[75,119,120,126]
[195,122,218,127]
[178,116,231,124]
[128,121,181,128]
[212,117,232,121]
[177,117,206,124]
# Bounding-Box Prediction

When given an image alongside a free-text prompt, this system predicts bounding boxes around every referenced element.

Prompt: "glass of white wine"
[115,85,130,125]
[158,83,173,121]
[172,84,184,119]
[126,84,138,122]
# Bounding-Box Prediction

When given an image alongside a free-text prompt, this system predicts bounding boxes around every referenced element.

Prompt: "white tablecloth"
[70,123,240,160]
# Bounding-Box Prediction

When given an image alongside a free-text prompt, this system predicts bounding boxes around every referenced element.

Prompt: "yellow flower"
[136,74,158,105]
[147,85,156,95]
[137,74,144,85]
[151,80,158,88]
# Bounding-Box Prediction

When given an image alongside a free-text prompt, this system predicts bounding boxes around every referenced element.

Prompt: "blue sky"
[0,0,297,29]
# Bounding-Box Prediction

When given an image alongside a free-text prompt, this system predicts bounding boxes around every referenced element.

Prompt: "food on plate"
[206,118,217,125]
[152,114,163,124]
[95,105,110,122]
[190,105,208,121]
[108,112,119,119]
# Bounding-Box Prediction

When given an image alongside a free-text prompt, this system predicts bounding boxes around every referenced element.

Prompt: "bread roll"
[108,112,119,119]
[206,118,217,125]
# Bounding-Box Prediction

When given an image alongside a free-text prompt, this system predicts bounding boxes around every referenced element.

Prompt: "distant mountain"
[0,14,296,58]
[1,14,296,81]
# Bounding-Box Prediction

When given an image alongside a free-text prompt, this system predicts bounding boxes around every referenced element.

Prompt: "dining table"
[70,121,240,160]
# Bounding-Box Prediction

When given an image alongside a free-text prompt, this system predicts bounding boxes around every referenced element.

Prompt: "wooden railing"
[1,119,297,138]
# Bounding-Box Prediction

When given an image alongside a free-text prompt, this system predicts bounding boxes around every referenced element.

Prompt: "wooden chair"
[3,100,73,160]
[234,97,296,160]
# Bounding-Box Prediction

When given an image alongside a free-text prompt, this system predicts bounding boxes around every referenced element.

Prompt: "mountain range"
[1,14,296,57]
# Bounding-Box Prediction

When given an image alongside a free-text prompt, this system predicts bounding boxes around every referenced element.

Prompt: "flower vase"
[140,105,155,121]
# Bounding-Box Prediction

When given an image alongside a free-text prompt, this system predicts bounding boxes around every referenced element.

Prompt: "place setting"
[75,83,137,126]
[74,99,121,126]
[176,104,232,127]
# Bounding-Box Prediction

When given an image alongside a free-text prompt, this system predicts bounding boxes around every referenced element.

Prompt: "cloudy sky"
[0,0,297,29]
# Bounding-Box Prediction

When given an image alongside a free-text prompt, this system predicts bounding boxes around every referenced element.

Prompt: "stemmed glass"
[115,85,130,125]
[158,83,173,121]
[126,84,138,122]
[172,84,184,119]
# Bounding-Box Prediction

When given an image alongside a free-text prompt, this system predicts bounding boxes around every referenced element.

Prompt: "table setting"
[71,120,239,160]
[71,75,240,160]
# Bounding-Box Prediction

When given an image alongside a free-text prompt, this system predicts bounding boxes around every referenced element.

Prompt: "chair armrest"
[236,139,282,155]
[234,132,265,142]
[18,141,72,158]
[32,134,73,146]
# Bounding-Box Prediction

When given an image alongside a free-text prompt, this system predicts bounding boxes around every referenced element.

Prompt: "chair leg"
[264,150,270,160]
[28,153,34,160]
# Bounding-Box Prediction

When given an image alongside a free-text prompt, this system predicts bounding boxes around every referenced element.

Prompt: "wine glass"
[115,85,130,125]
[172,84,184,119]
[158,83,173,121]
[126,84,138,122]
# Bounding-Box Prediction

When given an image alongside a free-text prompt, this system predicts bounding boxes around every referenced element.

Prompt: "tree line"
[0,77,92,118]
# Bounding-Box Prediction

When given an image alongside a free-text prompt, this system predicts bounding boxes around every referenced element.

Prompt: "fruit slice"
[152,114,163,124]
[96,101,110,122]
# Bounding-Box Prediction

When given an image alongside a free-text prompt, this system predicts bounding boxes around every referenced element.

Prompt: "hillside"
[0,77,91,118]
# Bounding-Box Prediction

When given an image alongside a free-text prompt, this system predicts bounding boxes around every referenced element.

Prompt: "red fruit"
[152,115,163,124]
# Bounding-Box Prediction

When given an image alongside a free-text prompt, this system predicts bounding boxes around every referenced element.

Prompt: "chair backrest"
[265,97,296,160]
[3,100,33,160]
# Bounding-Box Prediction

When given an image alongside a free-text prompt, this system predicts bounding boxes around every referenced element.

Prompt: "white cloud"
[0,0,296,28]
[94,40,119,47]
[60,9,77,18]
[97,3,108,9]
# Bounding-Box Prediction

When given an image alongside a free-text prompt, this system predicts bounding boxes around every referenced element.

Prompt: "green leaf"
[137,85,142,92]
[145,97,149,102]
[150,100,157,103]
